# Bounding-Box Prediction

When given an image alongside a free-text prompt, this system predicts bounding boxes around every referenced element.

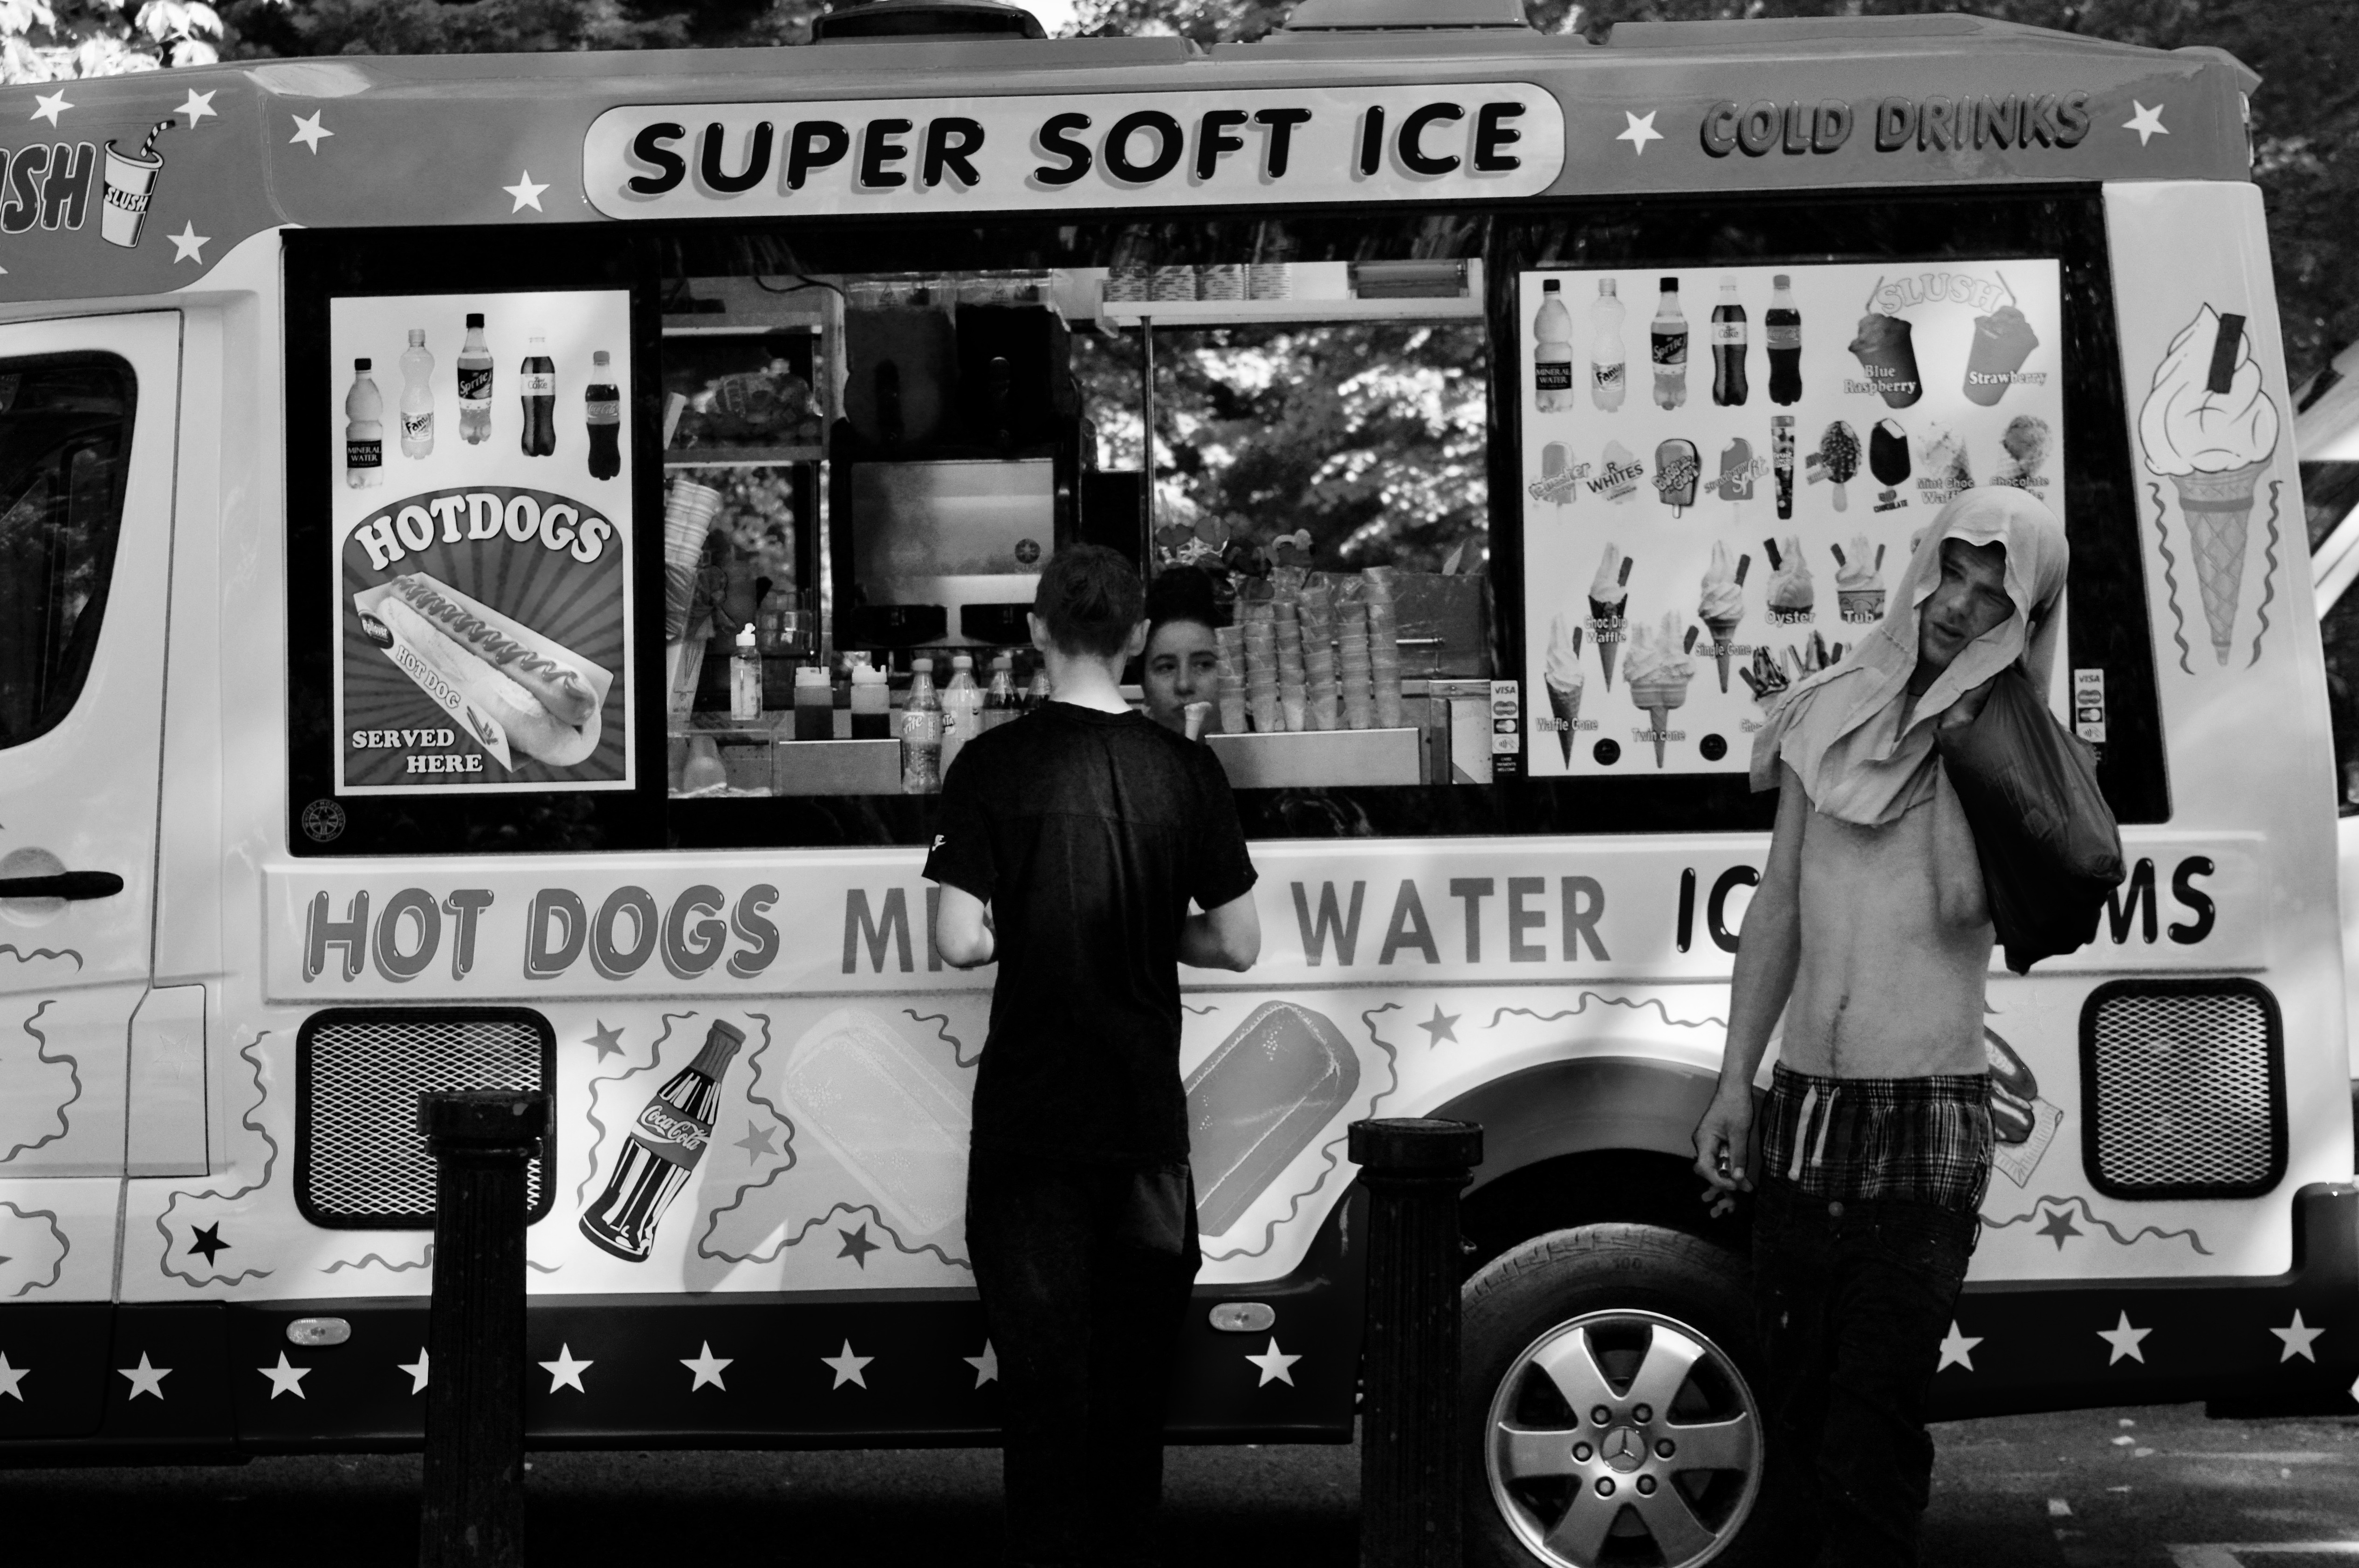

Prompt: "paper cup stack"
[1363,568,1403,728]
[1241,604,1279,733]
[664,479,723,643]
[1300,578,1338,731]
[1214,625,1247,735]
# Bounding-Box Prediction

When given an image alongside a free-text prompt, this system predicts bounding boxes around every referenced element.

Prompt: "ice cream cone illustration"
[1545,614,1585,766]
[2139,304,2281,666]
[1589,545,1632,690]
[1698,541,1747,694]
[1625,612,1695,769]
[1763,535,1814,623]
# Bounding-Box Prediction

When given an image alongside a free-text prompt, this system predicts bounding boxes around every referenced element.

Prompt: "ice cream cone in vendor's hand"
[1545,615,1586,766]
[1697,541,1747,694]
[1589,544,1633,691]
[2138,303,2281,666]
[1625,611,1696,769]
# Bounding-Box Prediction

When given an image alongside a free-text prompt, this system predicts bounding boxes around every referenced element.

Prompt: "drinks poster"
[329,288,635,794]
[1517,260,2065,776]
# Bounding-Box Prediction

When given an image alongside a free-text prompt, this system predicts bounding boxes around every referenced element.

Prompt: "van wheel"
[1464,1224,1768,1568]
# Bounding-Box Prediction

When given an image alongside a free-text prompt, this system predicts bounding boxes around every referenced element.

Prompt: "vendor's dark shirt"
[923,701,1258,1163]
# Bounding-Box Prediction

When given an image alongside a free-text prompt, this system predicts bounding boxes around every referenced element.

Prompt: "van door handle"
[0,871,124,899]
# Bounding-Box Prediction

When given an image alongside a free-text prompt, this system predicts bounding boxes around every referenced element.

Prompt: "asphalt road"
[1,1404,2355,1565]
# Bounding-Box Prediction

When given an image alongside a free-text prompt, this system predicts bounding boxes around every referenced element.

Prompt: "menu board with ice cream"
[329,288,636,795]
[1517,261,2064,776]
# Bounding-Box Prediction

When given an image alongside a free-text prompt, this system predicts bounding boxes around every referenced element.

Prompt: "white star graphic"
[30,91,70,127]
[258,1352,311,1400]
[1245,1337,1301,1387]
[0,1352,24,1401]
[822,1340,872,1390]
[168,223,209,265]
[289,111,333,153]
[1616,110,1663,157]
[2271,1309,2324,1363]
[539,1343,593,1393]
[398,1349,429,1395]
[2098,1311,2152,1365]
[503,171,549,213]
[2123,102,2168,147]
[118,1352,171,1400]
[1935,1321,1982,1373]
[681,1342,732,1392]
[177,89,217,126]
[964,1341,999,1389]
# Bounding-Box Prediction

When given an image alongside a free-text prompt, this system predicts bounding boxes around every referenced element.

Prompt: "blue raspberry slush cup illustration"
[2138,304,2281,665]
[581,1019,745,1262]
[101,119,173,249]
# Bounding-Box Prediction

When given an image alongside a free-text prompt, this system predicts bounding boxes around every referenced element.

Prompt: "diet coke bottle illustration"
[579,1018,745,1262]
[520,333,557,458]
[457,312,494,445]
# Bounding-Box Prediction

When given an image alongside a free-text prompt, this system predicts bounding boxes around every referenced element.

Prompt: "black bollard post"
[418,1089,547,1568]
[1351,1116,1483,1568]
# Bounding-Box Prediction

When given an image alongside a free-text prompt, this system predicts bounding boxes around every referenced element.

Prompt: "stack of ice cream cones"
[664,479,723,643]
[1214,625,1247,734]
[1338,601,1373,730]
[1273,590,1308,731]
[1300,578,1338,731]
[1241,604,1279,732]
[1364,568,1402,728]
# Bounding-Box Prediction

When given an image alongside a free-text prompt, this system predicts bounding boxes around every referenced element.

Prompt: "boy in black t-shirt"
[926,545,1260,1568]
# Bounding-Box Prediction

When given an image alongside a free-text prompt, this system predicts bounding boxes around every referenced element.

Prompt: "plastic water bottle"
[1533,279,1574,413]
[520,334,556,458]
[398,329,434,459]
[1023,662,1052,714]
[1766,274,1803,406]
[585,350,622,480]
[344,359,383,488]
[1712,275,1749,408]
[982,653,1018,731]
[940,653,982,775]
[457,312,493,445]
[1590,278,1626,412]
[901,657,943,794]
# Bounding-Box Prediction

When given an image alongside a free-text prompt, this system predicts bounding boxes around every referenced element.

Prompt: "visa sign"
[581,86,1564,219]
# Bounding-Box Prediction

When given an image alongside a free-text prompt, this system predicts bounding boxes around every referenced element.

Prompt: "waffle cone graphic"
[1703,615,1742,694]
[1546,678,1582,765]
[2172,459,2267,665]
[1590,597,1626,690]
[1629,677,1688,768]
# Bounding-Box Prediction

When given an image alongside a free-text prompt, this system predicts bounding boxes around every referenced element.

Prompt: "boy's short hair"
[1034,544,1145,659]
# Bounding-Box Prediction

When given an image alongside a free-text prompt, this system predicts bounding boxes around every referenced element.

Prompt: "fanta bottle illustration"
[457,313,494,445]
[1533,279,1575,413]
[398,329,435,459]
[344,358,383,489]
[520,334,557,458]
[1591,278,1626,412]
[585,349,622,480]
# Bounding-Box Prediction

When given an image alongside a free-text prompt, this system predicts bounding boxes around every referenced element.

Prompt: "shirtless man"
[1693,488,2068,1567]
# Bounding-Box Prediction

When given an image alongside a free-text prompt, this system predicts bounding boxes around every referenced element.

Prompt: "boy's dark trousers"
[966,1149,1200,1568]
[1751,1178,1979,1568]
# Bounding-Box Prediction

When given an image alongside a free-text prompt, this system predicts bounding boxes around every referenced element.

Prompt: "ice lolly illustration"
[2138,305,2279,664]
[1763,535,1814,619]
[1625,610,1696,769]
[1599,439,1642,504]
[1964,276,2040,407]
[1817,421,1861,512]
[771,1007,974,1239]
[1545,614,1586,765]
[1185,1000,1361,1237]
[1654,438,1700,516]
[1771,416,1795,521]
[1833,536,1886,623]
[1540,441,1575,509]
[1698,541,1748,693]
[1589,546,1633,690]
[1718,437,1756,519]
[1870,417,1911,510]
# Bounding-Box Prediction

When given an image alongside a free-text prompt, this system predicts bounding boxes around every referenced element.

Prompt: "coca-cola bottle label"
[1534,360,1572,392]
[1766,325,1802,350]
[585,397,621,423]
[634,1101,713,1168]
[457,367,494,400]
[346,438,381,468]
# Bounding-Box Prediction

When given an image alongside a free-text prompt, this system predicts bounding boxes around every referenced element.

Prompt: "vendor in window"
[1139,566,1225,738]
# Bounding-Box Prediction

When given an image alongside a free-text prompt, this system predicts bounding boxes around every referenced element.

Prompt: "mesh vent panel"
[301,1013,550,1226]
[2083,982,2283,1198]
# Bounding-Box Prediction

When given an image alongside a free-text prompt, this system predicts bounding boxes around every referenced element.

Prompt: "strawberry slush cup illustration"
[101,119,174,250]
[2138,304,2281,665]
[581,1018,746,1262]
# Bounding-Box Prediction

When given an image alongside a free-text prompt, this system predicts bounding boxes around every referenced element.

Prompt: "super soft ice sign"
[582,86,1564,218]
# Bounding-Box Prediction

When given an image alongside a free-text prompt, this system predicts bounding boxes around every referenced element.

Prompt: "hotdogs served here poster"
[1518,260,2065,777]
[330,288,635,794]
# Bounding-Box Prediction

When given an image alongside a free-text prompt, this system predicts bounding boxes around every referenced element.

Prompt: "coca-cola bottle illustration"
[585,349,621,481]
[579,1018,745,1262]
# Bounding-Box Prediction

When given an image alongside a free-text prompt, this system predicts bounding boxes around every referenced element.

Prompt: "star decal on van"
[1616,111,1662,156]
[289,111,333,153]
[2122,101,2168,147]
[505,171,549,213]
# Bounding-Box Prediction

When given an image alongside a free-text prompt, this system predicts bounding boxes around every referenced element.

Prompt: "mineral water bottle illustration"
[1712,275,1749,408]
[1766,274,1803,406]
[1590,277,1626,412]
[1651,276,1687,410]
[578,1019,746,1262]
[585,349,622,481]
[398,329,435,459]
[1533,279,1575,413]
[344,358,383,489]
[520,334,557,458]
[457,312,494,446]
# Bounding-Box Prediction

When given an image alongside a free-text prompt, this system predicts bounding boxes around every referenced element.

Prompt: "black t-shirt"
[923,701,1258,1163]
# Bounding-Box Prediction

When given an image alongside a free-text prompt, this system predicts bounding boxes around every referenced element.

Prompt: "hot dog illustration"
[1983,1025,2038,1144]
[357,571,611,770]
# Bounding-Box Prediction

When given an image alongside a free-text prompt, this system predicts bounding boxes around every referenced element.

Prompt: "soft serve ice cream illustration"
[1544,612,1586,765]
[1763,535,1814,621]
[1833,534,1885,622]
[1625,611,1696,768]
[1697,541,1748,693]
[2138,303,2281,665]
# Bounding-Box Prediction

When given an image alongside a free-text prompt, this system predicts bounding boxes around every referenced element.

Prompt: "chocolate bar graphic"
[773,1007,973,1239]
[1185,1001,1360,1236]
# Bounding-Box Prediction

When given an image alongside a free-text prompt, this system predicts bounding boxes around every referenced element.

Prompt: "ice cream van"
[0,4,2349,1563]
